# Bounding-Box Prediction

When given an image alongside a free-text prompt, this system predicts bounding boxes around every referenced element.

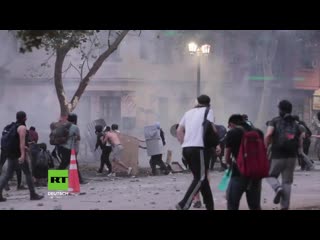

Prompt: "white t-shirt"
[179,107,214,148]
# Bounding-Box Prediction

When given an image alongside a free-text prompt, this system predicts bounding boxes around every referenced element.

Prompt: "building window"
[100,96,121,126]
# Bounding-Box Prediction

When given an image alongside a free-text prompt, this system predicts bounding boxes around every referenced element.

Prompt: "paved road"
[1,165,319,210]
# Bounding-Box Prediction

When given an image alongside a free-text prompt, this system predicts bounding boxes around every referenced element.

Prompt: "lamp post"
[188,42,211,97]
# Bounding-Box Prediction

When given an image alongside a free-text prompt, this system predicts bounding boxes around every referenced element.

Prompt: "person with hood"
[265,100,303,210]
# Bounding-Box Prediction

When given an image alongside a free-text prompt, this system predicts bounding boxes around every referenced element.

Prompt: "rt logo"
[48,170,68,191]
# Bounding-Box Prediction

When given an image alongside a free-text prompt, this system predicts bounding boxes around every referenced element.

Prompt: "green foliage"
[15,30,99,53]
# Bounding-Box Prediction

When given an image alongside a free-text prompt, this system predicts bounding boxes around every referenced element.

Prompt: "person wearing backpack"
[265,100,303,210]
[224,114,266,210]
[175,94,218,210]
[0,111,43,202]
[55,113,85,184]
[95,125,112,174]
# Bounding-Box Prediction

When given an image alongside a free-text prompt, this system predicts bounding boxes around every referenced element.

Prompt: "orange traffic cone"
[68,149,80,193]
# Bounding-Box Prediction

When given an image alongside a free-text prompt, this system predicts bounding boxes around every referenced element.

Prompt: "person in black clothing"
[95,125,112,174]
[209,124,227,171]
[224,114,263,210]
[149,123,169,175]
[265,100,303,210]
[0,111,43,201]
[242,114,254,127]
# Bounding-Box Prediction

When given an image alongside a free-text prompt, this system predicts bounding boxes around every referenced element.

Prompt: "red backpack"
[236,130,269,179]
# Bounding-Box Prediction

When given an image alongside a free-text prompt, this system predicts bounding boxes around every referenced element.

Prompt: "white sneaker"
[108,172,116,177]
[127,167,133,175]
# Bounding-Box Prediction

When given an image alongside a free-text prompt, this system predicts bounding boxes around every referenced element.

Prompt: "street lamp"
[188,42,211,97]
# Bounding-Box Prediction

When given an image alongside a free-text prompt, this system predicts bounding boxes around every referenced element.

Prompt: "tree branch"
[69,62,82,77]
[62,62,72,73]
[44,51,55,63]
[80,58,87,80]
[108,30,111,47]
[69,30,130,112]
[86,57,91,72]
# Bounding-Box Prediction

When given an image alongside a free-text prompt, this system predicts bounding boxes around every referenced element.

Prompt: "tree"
[15,30,131,119]
[253,30,280,128]
[254,30,320,128]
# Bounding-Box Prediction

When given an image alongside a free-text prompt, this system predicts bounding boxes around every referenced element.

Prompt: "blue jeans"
[227,175,261,210]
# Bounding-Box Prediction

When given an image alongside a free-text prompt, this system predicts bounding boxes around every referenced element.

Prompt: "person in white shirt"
[176,95,215,210]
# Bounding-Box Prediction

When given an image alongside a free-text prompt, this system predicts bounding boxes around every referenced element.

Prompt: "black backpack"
[202,107,219,148]
[215,125,227,140]
[33,149,52,178]
[274,118,300,152]
[1,122,19,152]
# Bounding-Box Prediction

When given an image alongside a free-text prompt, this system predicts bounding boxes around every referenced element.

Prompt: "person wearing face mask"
[265,100,303,210]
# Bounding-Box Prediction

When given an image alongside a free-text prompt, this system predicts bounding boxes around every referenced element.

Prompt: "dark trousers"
[149,154,168,175]
[30,144,40,178]
[98,148,112,173]
[210,154,227,171]
[57,146,83,182]
[178,147,214,210]
[227,175,261,210]
[301,138,311,170]
[0,150,22,187]
[0,157,36,196]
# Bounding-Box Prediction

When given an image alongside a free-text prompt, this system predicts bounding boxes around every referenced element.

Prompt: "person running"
[102,124,132,176]
[265,100,303,210]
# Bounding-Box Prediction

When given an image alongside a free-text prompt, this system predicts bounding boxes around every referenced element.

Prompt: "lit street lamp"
[188,42,211,97]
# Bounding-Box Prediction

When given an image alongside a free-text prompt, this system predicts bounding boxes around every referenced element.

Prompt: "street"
[1,164,320,210]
